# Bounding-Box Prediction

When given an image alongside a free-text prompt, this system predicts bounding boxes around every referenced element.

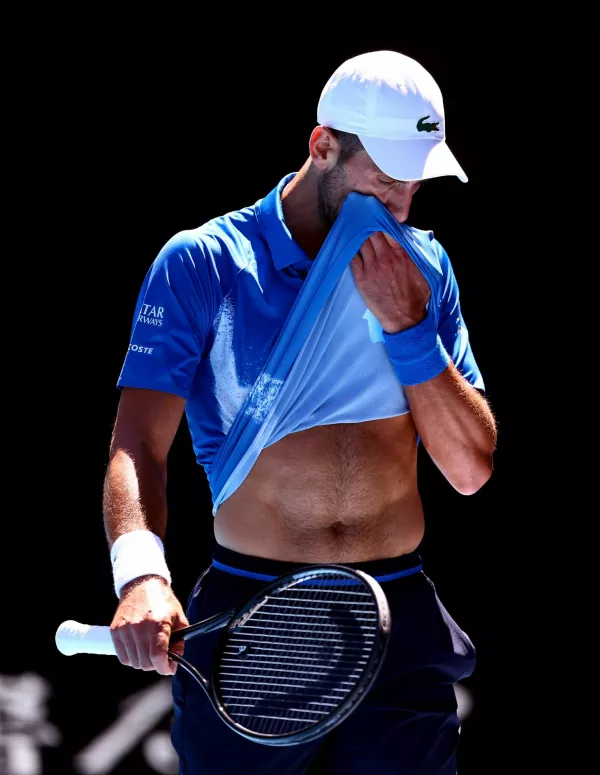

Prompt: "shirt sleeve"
[434,237,486,392]
[117,231,218,398]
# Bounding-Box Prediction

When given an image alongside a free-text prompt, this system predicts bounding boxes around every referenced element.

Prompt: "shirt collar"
[255,172,313,272]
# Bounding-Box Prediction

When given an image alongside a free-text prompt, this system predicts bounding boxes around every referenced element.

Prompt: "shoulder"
[154,203,267,281]
[405,225,459,307]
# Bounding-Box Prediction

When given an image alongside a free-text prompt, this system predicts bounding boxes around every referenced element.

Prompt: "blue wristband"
[382,308,450,386]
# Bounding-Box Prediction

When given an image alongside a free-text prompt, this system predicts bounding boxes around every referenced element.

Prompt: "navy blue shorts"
[171,545,476,774]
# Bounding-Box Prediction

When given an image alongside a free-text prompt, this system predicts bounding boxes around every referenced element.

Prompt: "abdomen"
[214,415,425,562]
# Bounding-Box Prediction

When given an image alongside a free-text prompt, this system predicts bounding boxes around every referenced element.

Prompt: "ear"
[308,126,341,171]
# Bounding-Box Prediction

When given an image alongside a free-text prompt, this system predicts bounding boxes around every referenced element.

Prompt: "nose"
[386,181,420,221]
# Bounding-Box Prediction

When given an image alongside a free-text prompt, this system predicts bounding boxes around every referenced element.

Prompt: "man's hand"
[110,575,190,676]
[350,231,431,334]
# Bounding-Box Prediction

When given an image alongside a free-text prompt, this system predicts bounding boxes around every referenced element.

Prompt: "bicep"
[111,387,187,465]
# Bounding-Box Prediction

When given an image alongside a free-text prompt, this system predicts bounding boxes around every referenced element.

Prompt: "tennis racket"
[55,564,391,746]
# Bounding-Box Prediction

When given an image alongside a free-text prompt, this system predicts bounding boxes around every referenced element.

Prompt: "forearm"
[405,362,497,494]
[102,444,187,678]
[102,445,168,548]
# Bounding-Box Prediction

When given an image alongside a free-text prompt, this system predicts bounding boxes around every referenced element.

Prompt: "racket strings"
[215,571,380,737]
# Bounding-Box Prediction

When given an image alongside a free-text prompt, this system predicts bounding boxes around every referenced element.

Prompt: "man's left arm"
[403,366,496,495]
[351,230,496,495]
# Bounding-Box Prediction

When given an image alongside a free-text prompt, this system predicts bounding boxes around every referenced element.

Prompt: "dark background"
[7,24,595,775]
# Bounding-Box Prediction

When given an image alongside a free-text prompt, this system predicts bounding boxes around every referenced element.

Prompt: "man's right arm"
[103,386,190,675]
[106,231,218,673]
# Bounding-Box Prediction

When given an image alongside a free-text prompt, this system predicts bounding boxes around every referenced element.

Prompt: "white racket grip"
[55,620,116,656]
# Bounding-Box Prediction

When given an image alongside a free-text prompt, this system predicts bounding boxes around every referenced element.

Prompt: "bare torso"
[214,413,425,562]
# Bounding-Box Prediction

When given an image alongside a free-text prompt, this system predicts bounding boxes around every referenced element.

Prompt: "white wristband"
[110,530,172,598]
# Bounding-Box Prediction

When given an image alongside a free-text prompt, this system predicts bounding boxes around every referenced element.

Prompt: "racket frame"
[197,564,392,746]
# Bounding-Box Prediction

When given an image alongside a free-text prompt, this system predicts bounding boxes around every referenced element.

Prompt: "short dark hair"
[328,128,364,162]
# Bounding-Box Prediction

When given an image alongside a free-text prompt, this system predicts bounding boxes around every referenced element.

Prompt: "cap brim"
[358,135,468,183]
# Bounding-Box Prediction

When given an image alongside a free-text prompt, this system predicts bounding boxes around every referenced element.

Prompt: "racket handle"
[55,620,116,656]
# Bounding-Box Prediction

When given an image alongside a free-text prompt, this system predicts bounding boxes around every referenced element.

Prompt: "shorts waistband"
[211,544,423,583]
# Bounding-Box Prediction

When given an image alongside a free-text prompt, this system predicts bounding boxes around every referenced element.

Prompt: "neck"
[281,160,330,260]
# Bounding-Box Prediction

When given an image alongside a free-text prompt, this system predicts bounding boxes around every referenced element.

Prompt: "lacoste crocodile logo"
[417,116,440,133]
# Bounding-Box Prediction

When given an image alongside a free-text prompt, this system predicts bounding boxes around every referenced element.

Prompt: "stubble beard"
[316,161,350,229]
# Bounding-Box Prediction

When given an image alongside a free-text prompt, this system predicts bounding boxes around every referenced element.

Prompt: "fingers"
[109,592,190,676]
[379,231,403,250]
[370,232,409,266]
[150,623,174,676]
[167,609,191,675]
[111,621,173,674]
[110,624,146,670]
[134,637,158,673]
[351,236,379,284]
[174,608,190,632]
[350,254,365,282]
[358,236,377,268]
[357,233,408,269]
[110,627,133,668]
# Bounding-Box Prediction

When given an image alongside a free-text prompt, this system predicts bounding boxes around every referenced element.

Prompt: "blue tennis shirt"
[117,172,484,491]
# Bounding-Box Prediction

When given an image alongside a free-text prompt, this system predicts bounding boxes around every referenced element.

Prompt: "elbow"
[454,454,494,496]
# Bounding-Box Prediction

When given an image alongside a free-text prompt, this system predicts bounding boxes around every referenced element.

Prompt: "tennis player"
[103,50,497,774]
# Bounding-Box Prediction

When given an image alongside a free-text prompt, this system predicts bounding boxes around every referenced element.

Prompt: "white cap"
[317,50,467,183]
